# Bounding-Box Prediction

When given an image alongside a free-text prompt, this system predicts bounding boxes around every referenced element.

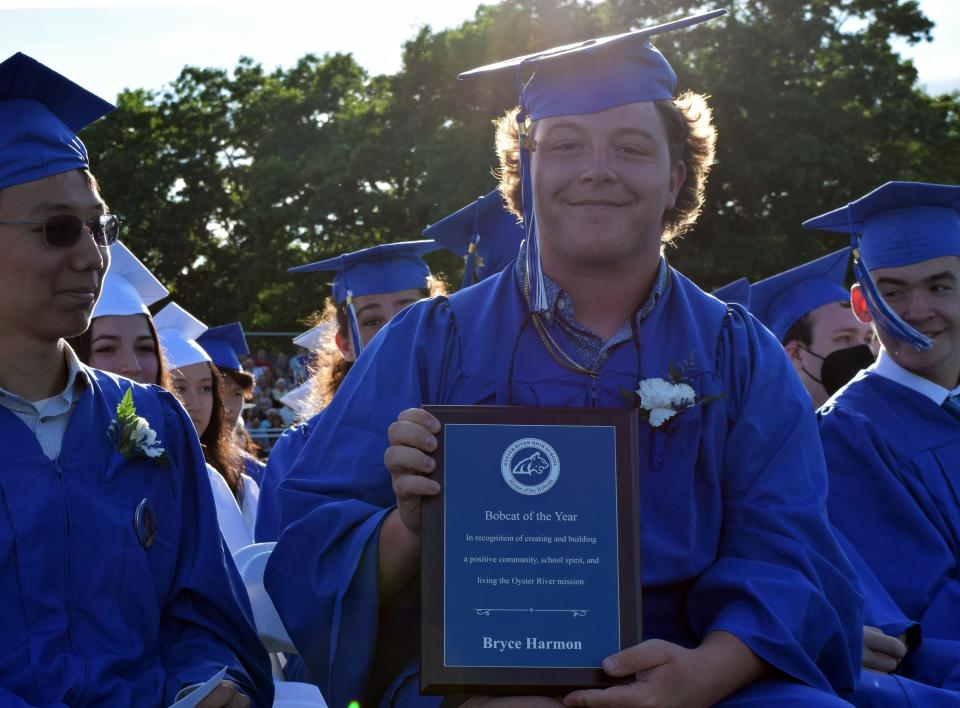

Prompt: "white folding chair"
[234,542,328,708]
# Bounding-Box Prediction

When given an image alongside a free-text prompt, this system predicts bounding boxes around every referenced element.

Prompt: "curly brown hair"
[300,275,448,418]
[494,91,716,243]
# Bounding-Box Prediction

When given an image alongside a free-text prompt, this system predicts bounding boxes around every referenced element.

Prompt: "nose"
[71,226,108,274]
[181,389,199,414]
[579,145,616,184]
[115,345,144,379]
[899,289,934,324]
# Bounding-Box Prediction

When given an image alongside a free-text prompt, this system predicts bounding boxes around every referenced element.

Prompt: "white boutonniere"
[622,362,720,429]
[107,389,169,467]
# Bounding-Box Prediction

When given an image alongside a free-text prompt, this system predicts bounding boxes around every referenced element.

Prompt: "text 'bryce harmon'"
[482,637,584,652]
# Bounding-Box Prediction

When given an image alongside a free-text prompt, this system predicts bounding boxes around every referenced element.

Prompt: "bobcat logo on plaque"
[501,438,560,495]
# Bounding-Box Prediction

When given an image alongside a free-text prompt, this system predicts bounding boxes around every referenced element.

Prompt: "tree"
[83,0,960,329]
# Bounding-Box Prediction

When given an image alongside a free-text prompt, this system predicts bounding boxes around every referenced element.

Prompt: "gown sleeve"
[254,422,312,542]
[155,390,274,707]
[264,299,460,707]
[685,308,863,693]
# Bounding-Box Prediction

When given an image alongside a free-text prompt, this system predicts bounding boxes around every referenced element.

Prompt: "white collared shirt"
[869,348,960,405]
[0,343,89,459]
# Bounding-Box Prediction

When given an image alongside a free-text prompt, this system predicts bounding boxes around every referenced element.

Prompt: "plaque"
[420,405,641,696]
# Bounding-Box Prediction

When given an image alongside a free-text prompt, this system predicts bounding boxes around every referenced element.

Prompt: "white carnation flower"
[648,408,678,428]
[637,378,676,410]
[672,383,695,406]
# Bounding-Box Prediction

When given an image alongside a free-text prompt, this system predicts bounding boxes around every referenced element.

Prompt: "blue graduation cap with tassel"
[458,9,726,314]
[803,181,960,351]
[423,189,524,289]
[288,240,439,357]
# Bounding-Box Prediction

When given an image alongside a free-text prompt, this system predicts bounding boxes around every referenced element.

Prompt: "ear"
[782,340,804,373]
[666,160,687,210]
[850,284,873,324]
[334,330,356,363]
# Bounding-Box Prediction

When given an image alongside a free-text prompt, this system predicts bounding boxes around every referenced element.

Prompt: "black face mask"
[820,345,876,396]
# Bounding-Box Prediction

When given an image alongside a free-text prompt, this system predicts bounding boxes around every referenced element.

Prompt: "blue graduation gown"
[819,373,960,643]
[832,528,960,705]
[266,265,863,707]
[0,367,273,707]
[255,418,316,543]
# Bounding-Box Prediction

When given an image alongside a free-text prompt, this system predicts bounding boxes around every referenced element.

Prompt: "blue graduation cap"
[423,189,524,289]
[711,277,751,307]
[458,10,725,314]
[288,240,439,357]
[803,181,960,351]
[198,322,249,372]
[0,52,115,190]
[749,248,851,342]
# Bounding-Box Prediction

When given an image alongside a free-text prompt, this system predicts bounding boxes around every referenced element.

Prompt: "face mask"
[795,344,826,385]
[820,345,876,396]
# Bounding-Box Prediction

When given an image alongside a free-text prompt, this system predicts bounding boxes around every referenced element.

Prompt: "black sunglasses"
[0,213,121,248]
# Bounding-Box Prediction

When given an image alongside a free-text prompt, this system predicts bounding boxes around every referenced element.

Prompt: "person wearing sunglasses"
[0,53,272,707]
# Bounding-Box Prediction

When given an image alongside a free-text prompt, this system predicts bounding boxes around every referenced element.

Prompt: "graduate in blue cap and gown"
[0,52,271,706]
[806,182,960,653]
[255,240,444,545]
[749,248,876,407]
[716,266,960,704]
[198,322,266,486]
[423,189,524,290]
[265,13,863,707]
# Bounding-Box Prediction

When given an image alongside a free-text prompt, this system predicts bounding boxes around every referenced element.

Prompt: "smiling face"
[529,101,685,275]
[853,255,960,388]
[89,314,160,385]
[335,287,424,361]
[0,170,109,345]
[170,362,215,437]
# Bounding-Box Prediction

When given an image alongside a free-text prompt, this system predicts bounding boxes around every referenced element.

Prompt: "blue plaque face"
[442,424,620,669]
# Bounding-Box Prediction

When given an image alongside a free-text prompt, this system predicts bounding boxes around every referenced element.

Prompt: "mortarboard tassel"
[846,202,933,352]
[461,197,482,289]
[516,71,548,313]
[461,236,480,290]
[345,290,365,357]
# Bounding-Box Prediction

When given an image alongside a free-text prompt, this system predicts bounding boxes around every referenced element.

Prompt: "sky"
[2,0,958,102]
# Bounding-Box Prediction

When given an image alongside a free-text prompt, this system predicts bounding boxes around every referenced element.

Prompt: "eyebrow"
[540,122,658,141]
[833,327,863,337]
[29,201,106,215]
[876,271,956,287]
[356,303,384,317]
[91,333,153,343]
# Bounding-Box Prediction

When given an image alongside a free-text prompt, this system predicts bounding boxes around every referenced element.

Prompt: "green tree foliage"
[82,0,960,330]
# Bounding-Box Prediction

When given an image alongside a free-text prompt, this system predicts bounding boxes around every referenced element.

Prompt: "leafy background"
[81,0,960,333]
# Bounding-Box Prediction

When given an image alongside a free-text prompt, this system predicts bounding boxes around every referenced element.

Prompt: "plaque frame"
[420,405,641,696]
